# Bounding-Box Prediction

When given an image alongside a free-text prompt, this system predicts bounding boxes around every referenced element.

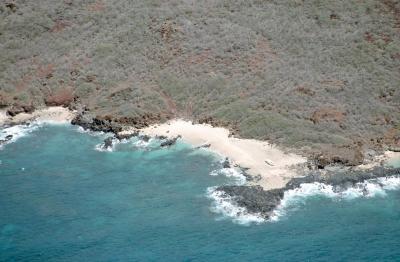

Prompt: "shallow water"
[1,125,400,261]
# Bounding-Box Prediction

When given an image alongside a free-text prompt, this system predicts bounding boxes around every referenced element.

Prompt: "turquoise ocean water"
[0,124,400,261]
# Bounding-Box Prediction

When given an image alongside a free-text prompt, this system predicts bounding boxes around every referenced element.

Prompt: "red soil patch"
[45,87,75,106]
[311,107,346,124]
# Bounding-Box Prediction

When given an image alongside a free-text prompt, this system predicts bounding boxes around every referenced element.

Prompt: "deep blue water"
[1,124,400,261]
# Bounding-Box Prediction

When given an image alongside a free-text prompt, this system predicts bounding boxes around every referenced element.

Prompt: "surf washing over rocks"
[0,120,70,150]
[270,176,400,221]
[0,121,263,225]
[207,174,400,225]
[2,109,400,226]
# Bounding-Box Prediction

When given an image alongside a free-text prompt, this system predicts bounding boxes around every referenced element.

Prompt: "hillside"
[1,0,399,158]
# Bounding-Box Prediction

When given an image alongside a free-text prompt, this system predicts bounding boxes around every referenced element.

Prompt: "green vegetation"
[1,0,399,151]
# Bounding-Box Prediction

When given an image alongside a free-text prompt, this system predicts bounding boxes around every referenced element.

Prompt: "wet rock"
[155,135,168,140]
[115,131,139,140]
[244,174,261,182]
[160,136,181,147]
[222,157,230,168]
[216,166,400,219]
[286,166,400,189]
[139,135,151,142]
[216,185,284,219]
[195,143,211,149]
[0,134,13,145]
[103,137,113,149]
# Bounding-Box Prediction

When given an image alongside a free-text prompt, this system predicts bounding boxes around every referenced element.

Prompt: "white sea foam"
[95,136,157,152]
[209,168,247,185]
[0,123,40,149]
[132,138,152,148]
[94,142,114,152]
[35,119,70,126]
[74,126,108,137]
[206,187,265,225]
[270,176,400,222]
[94,136,134,152]
[208,176,400,225]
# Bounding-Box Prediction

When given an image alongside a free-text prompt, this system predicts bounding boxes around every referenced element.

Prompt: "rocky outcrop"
[70,110,168,138]
[139,135,151,142]
[0,134,13,145]
[216,185,284,219]
[6,105,35,117]
[103,137,114,149]
[286,166,400,189]
[215,166,400,220]
[115,131,139,140]
[222,157,231,168]
[194,143,211,149]
[71,113,122,133]
[160,136,181,147]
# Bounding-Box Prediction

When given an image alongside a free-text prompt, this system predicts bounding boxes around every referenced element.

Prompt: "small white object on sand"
[142,119,307,190]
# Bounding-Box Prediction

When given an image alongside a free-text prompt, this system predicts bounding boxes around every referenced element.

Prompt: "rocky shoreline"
[216,165,400,220]
[69,111,182,150]
[68,110,400,220]
[4,109,399,221]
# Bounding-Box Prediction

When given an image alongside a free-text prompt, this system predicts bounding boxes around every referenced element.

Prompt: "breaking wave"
[208,175,400,225]
[94,136,157,152]
[0,123,40,149]
[206,187,265,226]
[94,137,117,152]
[132,138,153,149]
[74,126,108,138]
[270,176,400,222]
[207,167,264,225]
[209,168,247,185]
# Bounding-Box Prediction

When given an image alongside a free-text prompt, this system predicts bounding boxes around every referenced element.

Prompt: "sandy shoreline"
[140,119,307,190]
[0,107,75,126]
[1,108,398,190]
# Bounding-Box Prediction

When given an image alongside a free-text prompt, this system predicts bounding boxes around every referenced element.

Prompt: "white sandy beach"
[1,107,397,190]
[140,119,307,190]
[0,106,75,126]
